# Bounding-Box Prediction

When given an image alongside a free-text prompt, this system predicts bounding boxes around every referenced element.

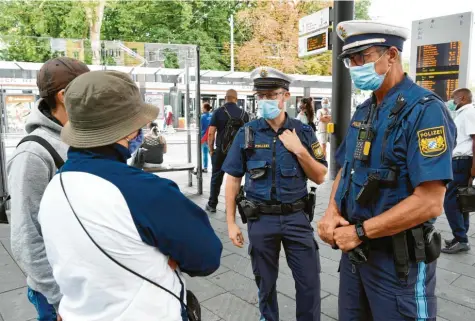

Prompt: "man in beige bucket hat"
[38,71,223,320]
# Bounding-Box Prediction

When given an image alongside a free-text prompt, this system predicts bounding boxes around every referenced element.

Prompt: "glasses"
[343,49,387,68]
[253,91,286,100]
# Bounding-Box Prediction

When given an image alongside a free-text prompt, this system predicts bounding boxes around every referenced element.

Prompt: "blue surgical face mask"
[127,129,144,155]
[446,100,457,111]
[258,100,282,120]
[322,103,330,109]
[349,53,390,91]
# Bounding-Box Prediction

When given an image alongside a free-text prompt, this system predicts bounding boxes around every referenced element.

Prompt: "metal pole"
[330,0,354,180]
[195,46,203,195]
[185,57,192,187]
[0,89,9,223]
[230,14,235,72]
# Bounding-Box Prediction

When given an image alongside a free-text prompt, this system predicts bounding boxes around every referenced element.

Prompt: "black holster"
[236,187,260,223]
[305,187,317,222]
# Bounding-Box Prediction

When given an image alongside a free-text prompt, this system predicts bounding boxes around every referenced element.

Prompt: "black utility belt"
[258,200,307,215]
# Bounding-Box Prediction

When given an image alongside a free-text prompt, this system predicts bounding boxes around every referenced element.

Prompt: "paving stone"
[436,284,475,309]
[222,242,250,259]
[439,252,475,266]
[320,272,339,296]
[201,292,261,321]
[320,313,337,321]
[451,275,475,293]
[184,276,227,302]
[208,263,230,278]
[200,307,222,321]
[276,292,296,321]
[436,268,460,287]
[320,294,338,320]
[0,287,35,321]
[437,297,475,321]
[209,270,258,305]
[317,244,342,262]
[0,245,27,294]
[0,225,10,239]
[438,257,475,277]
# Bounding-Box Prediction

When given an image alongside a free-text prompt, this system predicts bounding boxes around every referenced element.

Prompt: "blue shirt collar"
[68,144,131,163]
[257,113,294,132]
[372,74,415,106]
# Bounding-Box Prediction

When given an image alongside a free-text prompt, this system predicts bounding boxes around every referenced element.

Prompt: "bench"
[143,163,195,173]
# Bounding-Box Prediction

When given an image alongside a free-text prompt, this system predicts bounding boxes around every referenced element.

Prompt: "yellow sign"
[311,142,325,160]
[417,126,447,157]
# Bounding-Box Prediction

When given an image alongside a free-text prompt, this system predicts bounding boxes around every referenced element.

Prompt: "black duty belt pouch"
[457,186,475,213]
[423,225,441,264]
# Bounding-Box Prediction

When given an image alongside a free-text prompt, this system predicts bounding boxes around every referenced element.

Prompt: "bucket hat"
[61,70,158,148]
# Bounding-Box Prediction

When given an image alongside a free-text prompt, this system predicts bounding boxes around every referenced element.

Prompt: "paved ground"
[1,170,475,320]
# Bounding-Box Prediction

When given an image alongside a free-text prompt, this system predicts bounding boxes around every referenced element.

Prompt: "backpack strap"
[223,105,232,120]
[17,135,65,169]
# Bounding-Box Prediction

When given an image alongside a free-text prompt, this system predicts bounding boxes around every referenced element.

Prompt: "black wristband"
[355,222,370,242]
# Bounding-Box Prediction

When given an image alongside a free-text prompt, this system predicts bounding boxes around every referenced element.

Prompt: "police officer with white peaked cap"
[317,20,456,320]
[222,66,328,321]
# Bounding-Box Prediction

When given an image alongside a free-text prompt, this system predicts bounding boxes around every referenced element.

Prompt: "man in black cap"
[7,57,89,321]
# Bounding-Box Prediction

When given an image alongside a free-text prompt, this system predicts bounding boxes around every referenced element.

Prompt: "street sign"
[410,12,474,101]
[299,7,330,36]
[298,7,331,58]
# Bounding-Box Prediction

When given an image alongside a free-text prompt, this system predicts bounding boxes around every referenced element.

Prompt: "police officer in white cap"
[317,20,456,320]
[223,67,328,321]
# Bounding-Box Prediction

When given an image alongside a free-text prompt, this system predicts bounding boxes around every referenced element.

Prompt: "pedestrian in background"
[7,57,89,321]
[131,122,167,169]
[200,102,213,173]
[206,89,249,212]
[38,71,222,320]
[297,98,316,132]
[316,97,332,157]
[442,88,474,254]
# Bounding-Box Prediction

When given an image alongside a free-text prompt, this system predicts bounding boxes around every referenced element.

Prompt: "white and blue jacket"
[39,144,222,321]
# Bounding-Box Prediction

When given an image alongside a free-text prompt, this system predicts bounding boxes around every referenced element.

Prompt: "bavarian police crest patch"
[417,126,447,157]
[311,142,325,160]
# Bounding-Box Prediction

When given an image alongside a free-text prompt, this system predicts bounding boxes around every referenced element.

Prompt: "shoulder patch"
[417,126,447,157]
[311,142,325,160]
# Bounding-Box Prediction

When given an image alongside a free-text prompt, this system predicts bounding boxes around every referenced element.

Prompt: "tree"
[82,0,107,65]
[355,0,372,20]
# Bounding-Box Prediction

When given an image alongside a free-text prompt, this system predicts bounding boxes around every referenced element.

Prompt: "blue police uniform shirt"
[334,76,456,223]
[222,114,328,204]
[209,102,250,148]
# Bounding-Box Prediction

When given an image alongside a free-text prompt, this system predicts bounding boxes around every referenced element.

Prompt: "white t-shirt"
[296,112,309,124]
[316,108,330,133]
[453,104,475,157]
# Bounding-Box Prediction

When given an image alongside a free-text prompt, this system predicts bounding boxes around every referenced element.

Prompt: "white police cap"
[336,20,410,58]
[250,67,293,91]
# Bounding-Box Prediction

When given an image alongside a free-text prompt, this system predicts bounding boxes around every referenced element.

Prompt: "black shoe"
[441,241,471,254]
[444,238,456,247]
[206,204,216,213]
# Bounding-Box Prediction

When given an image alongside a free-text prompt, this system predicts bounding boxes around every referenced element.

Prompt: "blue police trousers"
[443,158,471,243]
[339,250,437,321]
[248,211,321,321]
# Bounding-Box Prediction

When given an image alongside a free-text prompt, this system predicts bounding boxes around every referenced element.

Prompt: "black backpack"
[221,106,245,154]
[0,135,64,224]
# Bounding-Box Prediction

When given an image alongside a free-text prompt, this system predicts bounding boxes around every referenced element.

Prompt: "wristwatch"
[355,222,370,242]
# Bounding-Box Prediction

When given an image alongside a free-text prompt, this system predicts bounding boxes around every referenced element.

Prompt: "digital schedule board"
[415,41,461,101]
[410,12,473,102]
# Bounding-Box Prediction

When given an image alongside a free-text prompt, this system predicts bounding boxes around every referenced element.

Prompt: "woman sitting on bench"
[131,122,167,169]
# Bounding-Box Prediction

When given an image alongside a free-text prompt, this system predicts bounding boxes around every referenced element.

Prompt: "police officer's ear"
[387,46,400,65]
[283,90,291,101]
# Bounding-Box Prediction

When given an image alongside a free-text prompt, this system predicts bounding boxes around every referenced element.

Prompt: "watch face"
[356,225,364,237]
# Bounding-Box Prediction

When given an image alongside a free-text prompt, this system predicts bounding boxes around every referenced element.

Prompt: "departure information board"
[307,32,327,52]
[415,41,461,101]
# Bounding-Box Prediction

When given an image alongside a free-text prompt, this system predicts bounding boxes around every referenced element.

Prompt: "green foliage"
[0,0,373,73]
[355,0,372,20]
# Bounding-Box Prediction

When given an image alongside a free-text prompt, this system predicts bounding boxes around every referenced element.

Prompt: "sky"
[368,0,475,84]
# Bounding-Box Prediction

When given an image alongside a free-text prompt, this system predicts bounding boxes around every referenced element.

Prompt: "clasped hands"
[317,204,362,252]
